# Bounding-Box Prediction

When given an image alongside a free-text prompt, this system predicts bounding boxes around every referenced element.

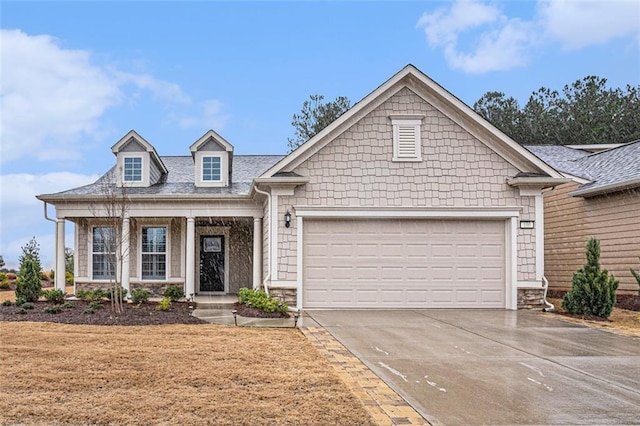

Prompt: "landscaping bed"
[0,299,206,326]
[547,290,640,312]
[235,302,290,318]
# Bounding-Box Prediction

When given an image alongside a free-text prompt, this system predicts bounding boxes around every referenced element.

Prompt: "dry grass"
[545,297,640,337]
[0,322,374,425]
[0,287,75,303]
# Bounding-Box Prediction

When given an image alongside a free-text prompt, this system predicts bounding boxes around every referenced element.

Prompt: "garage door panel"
[304,219,505,308]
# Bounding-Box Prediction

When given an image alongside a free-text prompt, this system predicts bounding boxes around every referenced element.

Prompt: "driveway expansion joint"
[301,326,430,426]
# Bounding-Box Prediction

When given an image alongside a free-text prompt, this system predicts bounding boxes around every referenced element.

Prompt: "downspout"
[253,185,271,296]
[541,276,555,312]
[42,201,56,223]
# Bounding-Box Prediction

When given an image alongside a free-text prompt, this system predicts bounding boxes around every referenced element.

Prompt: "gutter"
[570,178,640,198]
[541,276,555,312]
[253,184,271,296]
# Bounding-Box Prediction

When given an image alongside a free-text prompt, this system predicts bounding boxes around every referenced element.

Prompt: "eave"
[570,178,640,198]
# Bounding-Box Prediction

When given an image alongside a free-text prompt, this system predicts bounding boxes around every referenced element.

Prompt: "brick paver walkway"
[301,327,430,426]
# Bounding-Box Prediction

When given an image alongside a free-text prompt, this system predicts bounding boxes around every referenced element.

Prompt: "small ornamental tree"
[562,238,618,319]
[15,237,43,303]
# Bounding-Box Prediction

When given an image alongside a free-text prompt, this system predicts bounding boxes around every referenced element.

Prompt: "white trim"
[507,217,518,310]
[195,226,230,294]
[269,280,297,289]
[180,219,186,278]
[253,217,262,289]
[73,222,79,294]
[185,217,195,298]
[138,220,172,281]
[271,194,279,280]
[189,129,234,153]
[55,219,66,291]
[294,206,521,219]
[517,281,544,288]
[391,116,423,162]
[535,194,544,281]
[194,151,229,187]
[89,224,117,282]
[117,153,148,187]
[296,215,303,309]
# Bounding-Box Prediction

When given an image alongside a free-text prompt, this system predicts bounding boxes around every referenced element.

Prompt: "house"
[37,65,568,310]
[526,141,640,294]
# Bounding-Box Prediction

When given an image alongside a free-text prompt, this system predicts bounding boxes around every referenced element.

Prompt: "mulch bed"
[0,300,207,326]
[547,290,640,312]
[235,302,290,318]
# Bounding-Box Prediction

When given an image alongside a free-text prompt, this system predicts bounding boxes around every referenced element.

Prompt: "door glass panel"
[199,235,225,292]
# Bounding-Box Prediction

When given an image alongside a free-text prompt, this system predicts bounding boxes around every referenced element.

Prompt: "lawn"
[0,322,375,425]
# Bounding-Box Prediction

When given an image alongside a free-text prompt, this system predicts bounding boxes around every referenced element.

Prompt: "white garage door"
[303,219,505,308]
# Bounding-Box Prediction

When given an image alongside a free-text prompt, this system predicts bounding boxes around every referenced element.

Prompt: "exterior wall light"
[519,220,535,229]
[284,210,292,228]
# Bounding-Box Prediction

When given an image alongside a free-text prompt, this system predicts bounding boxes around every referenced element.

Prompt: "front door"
[199,235,225,292]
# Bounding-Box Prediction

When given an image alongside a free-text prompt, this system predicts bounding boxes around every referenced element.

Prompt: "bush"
[15,257,41,303]
[237,288,288,313]
[163,285,184,302]
[131,288,151,304]
[76,289,107,302]
[49,270,54,280]
[65,271,74,285]
[45,305,62,314]
[21,302,35,310]
[156,297,171,311]
[2,299,13,306]
[563,238,619,319]
[61,301,74,309]
[0,280,10,290]
[104,286,128,301]
[631,258,640,296]
[0,272,6,281]
[41,289,66,304]
[15,296,27,307]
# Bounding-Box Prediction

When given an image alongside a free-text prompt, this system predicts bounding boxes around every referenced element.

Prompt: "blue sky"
[1,0,639,269]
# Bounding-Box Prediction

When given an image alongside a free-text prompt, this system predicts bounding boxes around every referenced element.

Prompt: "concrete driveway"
[308,310,640,425]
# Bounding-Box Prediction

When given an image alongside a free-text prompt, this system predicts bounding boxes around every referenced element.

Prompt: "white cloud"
[538,0,640,50]
[0,172,98,269]
[416,0,639,73]
[417,0,534,73]
[177,99,230,130]
[0,29,226,164]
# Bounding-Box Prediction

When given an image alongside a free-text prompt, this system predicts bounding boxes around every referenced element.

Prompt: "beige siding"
[228,220,253,293]
[544,183,640,293]
[76,220,88,277]
[278,87,537,282]
[262,201,269,281]
[170,218,181,278]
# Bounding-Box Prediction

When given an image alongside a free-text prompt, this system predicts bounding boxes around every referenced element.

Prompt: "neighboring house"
[38,65,567,310]
[526,141,640,294]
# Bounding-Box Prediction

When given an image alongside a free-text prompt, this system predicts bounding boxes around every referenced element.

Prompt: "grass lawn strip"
[0,322,374,425]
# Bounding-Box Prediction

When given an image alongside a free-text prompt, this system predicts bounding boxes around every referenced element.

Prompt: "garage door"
[303,219,505,308]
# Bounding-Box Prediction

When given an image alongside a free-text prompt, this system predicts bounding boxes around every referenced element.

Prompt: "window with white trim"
[202,156,221,182]
[391,117,422,161]
[141,226,166,280]
[123,157,143,182]
[92,227,116,280]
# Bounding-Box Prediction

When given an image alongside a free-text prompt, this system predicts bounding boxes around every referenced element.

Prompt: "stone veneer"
[517,288,546,309]
[276,87,537,283]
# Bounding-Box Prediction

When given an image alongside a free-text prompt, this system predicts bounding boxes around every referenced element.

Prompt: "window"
[123,157,142,182]
[391,117,423,161]
[142,226,166,280]
[202,156,221,181]
[92,227,116,280]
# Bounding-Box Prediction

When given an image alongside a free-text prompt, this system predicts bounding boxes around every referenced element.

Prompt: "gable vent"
[391,116,423,162]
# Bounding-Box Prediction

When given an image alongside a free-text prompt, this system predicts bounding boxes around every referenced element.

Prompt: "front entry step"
[194,294,237,310]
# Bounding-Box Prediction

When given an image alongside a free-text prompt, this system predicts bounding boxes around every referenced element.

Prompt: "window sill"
[392,157,423,162]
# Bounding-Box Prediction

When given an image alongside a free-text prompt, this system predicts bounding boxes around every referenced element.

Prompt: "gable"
[120,139,146,152]
[200,138,227,152]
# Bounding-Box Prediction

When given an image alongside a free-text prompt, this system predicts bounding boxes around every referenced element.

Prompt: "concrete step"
[194,295,237,310]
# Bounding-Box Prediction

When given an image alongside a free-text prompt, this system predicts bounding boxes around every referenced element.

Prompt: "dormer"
[190,130,233,188]
[111,130,168,188]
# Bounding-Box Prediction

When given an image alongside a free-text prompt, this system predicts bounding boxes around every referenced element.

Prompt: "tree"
[0,255,4,270]
[287,94,351,152]
[562,238,619,319]
[65,247,74,275]
[474,76,640,145]
[89,183,130,314]
[15,237,42,303]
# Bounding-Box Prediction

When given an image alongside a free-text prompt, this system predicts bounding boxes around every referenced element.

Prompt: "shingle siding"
[277,87,536,282]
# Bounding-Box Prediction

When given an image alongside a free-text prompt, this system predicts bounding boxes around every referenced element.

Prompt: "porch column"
[253,217,262,289]
[121,217,130,292]
[185,217,195,298]
[55,218,65,291]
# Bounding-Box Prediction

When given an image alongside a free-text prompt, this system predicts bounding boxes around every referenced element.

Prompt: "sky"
[1,0,639,270]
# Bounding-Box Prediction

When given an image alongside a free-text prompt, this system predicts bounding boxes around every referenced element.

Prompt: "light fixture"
[519,220,535,229]
[232,309,238,326]
[293,308,301,328]
[284,210,292,228]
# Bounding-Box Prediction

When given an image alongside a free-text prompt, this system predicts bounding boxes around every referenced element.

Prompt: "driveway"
[308,310,640,425]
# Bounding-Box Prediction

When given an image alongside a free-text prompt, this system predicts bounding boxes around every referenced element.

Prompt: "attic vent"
[391,116,423,162]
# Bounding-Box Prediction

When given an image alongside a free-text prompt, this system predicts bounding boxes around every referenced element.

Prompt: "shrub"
[0,280,10,290]
[41,289,66,304]
[2,299,13,306]
[65,271,74,285]
[131,288,151,305]
[15,296,26,307]
[631,258,640,296]
[0,272,6,281]
[15,257,41,303]
[76,289,107,302]
[156,297,171,311]
[45,305,62,314]
[21,302,35,310]
[49,269,54,280]
[104,286,128,301]
[237,288,287,313]
[563,238,619,319]
[163,285,184,302]
[61,301,74,309]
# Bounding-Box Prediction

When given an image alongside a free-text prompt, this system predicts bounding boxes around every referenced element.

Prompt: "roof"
[261,64,564,180]
[38,155,284,200]
[525,141,640,196]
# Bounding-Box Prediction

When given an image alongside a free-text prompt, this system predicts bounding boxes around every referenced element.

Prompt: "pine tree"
[15,237,43,303]
[562,238,618,318]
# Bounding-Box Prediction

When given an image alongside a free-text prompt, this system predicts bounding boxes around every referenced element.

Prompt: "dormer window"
[124,157,143,182]
[202,156,222,182]
[390,115,424,162]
